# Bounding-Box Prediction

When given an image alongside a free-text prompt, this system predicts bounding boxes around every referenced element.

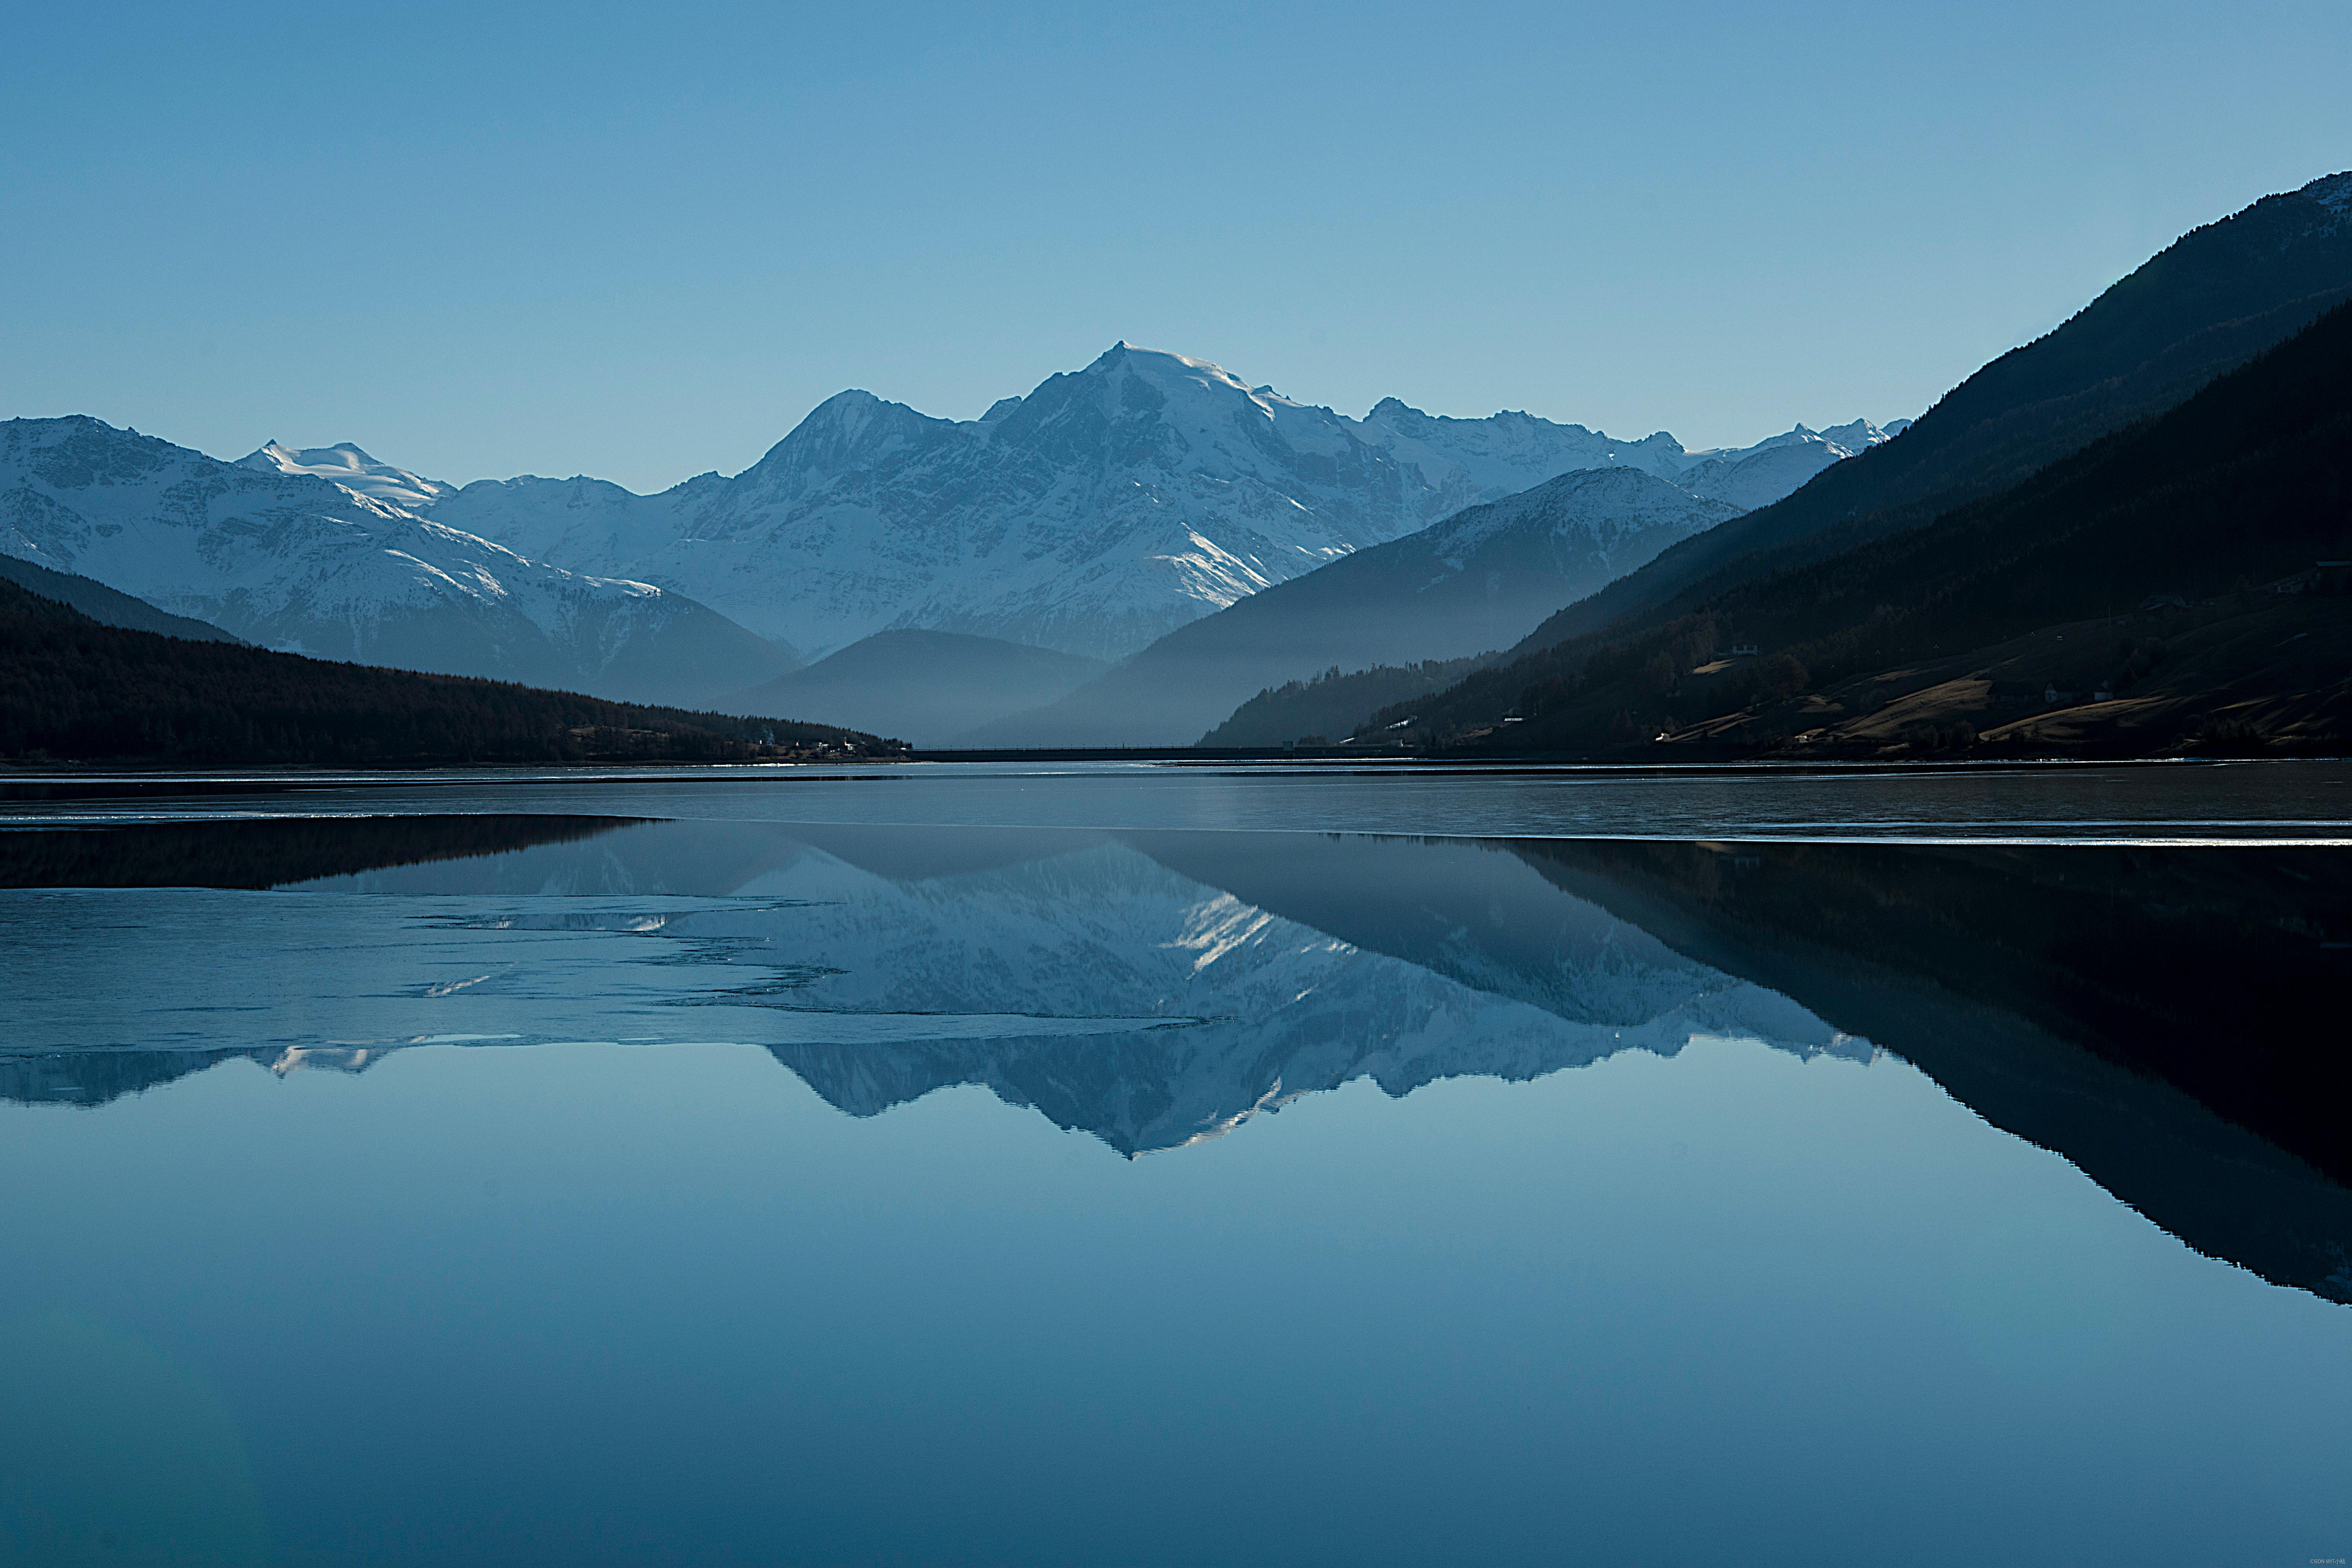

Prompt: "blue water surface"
[2,762,2347,1568]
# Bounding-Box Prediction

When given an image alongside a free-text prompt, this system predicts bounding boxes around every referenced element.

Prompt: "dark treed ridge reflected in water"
[1,762,2348,1568]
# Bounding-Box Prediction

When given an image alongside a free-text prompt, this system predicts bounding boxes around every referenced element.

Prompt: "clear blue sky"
[2,0,2345,492]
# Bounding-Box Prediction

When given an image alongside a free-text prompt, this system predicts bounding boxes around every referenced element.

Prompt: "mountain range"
[5,353,1884,721]
[414,346,1887,664]
[9,170,2342,756]
[241,439,459,511]
[0,550,244,644]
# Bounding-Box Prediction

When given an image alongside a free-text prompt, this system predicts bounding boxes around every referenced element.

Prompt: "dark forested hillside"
[0,554,243,642]
[0,581,904,766]
[1385,299,2352,758]
[1199,655,1492,748]
[1514,169,2352,655]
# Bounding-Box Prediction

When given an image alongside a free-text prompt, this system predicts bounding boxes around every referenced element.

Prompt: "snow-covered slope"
[0,417,794,704]
[423,344,1899,662]
[1354,396,1692,491]
[964,466,1743,747]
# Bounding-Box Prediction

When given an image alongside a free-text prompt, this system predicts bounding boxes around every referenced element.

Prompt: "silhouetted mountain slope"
[726,630,1104,746]
[1515,169,2352,655]
[1394,298,2352,756]
[0,579,900,765]
[968,467,1737,746]
[1514,839,2352,1299]
[0,554,242,643]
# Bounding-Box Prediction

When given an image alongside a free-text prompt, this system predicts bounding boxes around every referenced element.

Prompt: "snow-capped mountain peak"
[237,439,457,512]
[721,390,956,512]
[1813,417,1895,456]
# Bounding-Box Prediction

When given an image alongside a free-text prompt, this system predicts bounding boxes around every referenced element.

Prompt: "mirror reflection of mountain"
[0,822,1854,1138]
[0,813,645,889]
[0,1044,395,1109]
[751,828,1854,1155]
[1504,840,2352,1301]
[5,815,2344,1301]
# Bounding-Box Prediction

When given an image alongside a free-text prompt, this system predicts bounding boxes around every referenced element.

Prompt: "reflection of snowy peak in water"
[725,831,1864,1154]
[3,823,1867,1151]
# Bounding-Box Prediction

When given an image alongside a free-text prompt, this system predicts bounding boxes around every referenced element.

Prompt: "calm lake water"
[3,761,2348,1567]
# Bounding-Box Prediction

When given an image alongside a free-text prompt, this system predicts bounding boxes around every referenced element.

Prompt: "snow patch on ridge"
[2305,170,2352,216]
